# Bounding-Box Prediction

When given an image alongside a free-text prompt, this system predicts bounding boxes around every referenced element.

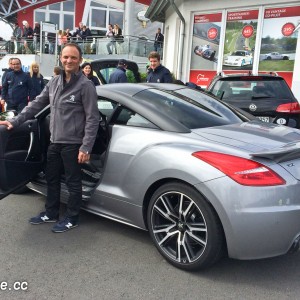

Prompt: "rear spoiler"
[251,142,300,163]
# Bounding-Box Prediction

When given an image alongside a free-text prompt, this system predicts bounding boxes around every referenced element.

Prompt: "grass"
[258,60,295,71]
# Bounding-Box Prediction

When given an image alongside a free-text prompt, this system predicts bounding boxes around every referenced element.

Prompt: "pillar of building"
[124,0,135,36]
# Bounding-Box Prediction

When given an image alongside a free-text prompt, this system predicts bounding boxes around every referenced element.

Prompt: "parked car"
[264,52,289,60]
[194,45,216,61]
[2,83,300,271]
[207,72,300,128]
[223,50,253,67]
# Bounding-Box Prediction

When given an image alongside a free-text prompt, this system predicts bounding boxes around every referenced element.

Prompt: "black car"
[91,58,141,84]
[207,73,300,128]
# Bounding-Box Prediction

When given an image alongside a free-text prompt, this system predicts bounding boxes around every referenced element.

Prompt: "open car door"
[0,113,45,200]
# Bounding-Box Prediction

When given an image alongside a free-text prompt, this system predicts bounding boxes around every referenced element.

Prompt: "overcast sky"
[0,21,13,40]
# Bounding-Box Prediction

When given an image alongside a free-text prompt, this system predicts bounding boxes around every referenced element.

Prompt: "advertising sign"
[259,6,300,72]
[190,13,222,87]
[222,10,258,71]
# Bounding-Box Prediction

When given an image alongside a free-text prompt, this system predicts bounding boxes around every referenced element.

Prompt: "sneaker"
[29,212,58,225]
[51,217,78,233]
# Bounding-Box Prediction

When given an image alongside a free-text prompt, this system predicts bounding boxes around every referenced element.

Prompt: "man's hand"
[0,99,5,106]
[0,121,13,130]
[78,151,90,164]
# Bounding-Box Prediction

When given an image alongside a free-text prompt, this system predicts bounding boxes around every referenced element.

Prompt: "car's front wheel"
[147,182,224,271]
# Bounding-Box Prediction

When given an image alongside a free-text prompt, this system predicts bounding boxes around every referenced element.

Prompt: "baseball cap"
[118,59,128,66]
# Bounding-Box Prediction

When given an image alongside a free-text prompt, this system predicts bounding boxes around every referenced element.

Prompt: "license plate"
[257,116,270,122]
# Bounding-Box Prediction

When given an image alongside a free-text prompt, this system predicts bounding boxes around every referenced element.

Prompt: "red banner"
[194,13,222,23]
[227,10,259,21]
[264,6,300,18]
[189,70,218,88]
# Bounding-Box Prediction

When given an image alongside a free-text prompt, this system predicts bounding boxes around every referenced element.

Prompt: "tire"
[147,182,224,271]
[283,56,289,60]
[266,56,271,60]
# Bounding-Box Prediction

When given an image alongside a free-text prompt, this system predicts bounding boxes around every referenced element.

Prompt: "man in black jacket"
[146,51,172,83]
[109,59,128,83]
[154,28,164,52]
[1,58,32,113]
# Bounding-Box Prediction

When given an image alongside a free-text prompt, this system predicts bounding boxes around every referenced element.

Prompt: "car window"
[210,79,294,100]
[114,107,158,129]
[99,68,138,83]
[97,97,118,118]
[136,88,245,129]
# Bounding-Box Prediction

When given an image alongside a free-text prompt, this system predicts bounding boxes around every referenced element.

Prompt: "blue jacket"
[30,73,45,100]
[109,67,128,83]
[1,69,32,105]
[1,68,13,85]
[146,64,172,83]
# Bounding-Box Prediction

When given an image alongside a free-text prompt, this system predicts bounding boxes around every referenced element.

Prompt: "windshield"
[136,88,246,129]
[210,78,294,101]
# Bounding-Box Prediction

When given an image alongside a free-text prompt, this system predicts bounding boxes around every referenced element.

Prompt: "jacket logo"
[66,95,76,103]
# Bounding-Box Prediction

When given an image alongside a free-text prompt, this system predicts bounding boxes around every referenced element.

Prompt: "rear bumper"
[195,176,300,260]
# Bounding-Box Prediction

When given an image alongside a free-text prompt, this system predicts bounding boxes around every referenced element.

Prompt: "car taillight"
[276,103,300,113]
[192,151,285,186]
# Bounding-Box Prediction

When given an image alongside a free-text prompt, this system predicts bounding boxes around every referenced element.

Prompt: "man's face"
[79,22,83,29]
[149,57,160,70]
[12,59,21,72]
[60,45,82,74]
[9,60,14,69]
[157,29,161,33]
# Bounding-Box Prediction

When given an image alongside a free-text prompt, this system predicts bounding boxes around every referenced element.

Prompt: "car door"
[0,116,45,200]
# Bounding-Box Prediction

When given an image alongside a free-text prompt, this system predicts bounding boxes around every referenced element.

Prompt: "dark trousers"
[45,143,82,220]
[6,102,27,113]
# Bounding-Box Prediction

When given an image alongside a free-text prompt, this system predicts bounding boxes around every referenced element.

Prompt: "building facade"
[146,0,300,99]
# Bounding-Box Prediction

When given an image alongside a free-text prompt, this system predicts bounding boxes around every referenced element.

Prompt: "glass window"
[91,9,106,28]
[49,13,60,29]
[137,89,243,129]
[49,3,60,10]
[63,0,74,12]
[91,1,106,8]
[64,15,74,31]
[109,11,123,28]
[35,12,46,23]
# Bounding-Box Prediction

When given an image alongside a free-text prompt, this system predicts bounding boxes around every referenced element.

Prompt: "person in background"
[0,43,99,233]
[33,22,41,52]
[72,22,84,40]
[146,51,172,83]
[81,62,100,86]
[106,24,115,55]
[12,22,22,54]
[65,28,72,42]
[58,30,68,53]
[109,59,128,83]
[0,59,14,111]
[154,28,164,52]
[113,24,124,54]
[53,66,61,77]
[1,57,32,113]
[22,21,34,52]
[29,62,45,101]
[79,26,92,41]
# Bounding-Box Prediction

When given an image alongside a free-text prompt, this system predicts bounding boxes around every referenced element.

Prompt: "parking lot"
[0,191,299,299]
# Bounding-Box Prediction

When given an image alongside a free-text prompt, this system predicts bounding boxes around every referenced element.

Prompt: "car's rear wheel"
[266,56,271,60]
[283,56,289,60]
[241,59,245,66]
[147,182,224,271]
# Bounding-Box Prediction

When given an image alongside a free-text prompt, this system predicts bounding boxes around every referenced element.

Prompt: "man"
[1,57,32,113]
[72,22,84,40]
[0,43,99,233]
[12,22,22,54]
[109,59,128,83]
[33,22,41,52]
[106,24,115,55]
[146,51,173,83]
[22,21,34,52]
[154,28,164,52]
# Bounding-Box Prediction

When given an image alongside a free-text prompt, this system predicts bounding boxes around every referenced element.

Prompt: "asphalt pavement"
[0,191,300,300]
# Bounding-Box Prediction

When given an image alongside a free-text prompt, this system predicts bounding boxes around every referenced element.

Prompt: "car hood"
[192,120,300,155]
[225,55,246,61]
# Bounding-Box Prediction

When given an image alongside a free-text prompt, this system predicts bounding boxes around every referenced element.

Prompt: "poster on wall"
[190,13,222,87]
[222,10,258,71]
[259,6,300,77]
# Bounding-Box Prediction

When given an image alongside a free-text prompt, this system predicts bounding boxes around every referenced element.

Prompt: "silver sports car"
[1,83,300,271]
